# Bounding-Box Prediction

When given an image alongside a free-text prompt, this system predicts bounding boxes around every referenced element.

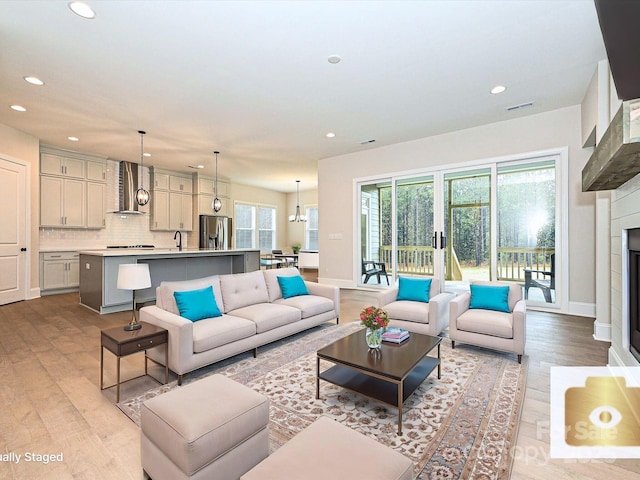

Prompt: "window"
[235,202,277,252]
[305,206,318,250]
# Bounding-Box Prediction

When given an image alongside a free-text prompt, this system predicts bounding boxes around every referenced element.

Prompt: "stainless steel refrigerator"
[199,215,232,250]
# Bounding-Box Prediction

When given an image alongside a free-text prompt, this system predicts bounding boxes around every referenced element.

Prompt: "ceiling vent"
[506,102,534,112]
[359,139,376,145]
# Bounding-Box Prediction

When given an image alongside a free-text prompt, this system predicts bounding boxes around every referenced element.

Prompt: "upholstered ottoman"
[241,416,414,480]
[141,374,269,480]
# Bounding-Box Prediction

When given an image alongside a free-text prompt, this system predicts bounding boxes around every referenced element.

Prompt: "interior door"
[0,157,28,305]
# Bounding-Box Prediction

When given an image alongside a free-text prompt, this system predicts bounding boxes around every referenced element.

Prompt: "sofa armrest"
[512,299,527,345]
[305,282,340,319]
[377,288,399,308]
[449,292,470,329]
[428,292,454,334]
[139,305,194,375]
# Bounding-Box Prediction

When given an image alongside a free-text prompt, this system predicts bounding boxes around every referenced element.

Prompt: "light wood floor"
[0,289,638,479]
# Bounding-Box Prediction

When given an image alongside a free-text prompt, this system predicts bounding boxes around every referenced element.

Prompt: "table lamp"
[117,263,152,331]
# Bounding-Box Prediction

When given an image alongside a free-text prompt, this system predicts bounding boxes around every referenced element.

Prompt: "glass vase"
[365,327,383,349]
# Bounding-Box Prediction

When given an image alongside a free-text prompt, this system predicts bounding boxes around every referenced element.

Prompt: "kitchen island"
[79,248,260,314]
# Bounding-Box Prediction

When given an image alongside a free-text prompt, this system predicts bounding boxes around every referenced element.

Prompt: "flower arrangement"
[360,306,389,331]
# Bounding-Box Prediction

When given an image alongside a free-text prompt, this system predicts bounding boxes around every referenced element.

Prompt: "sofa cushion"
[456,309,514,339]
[262,267,301,302]
[277,275,309,299]
[219,270,270,313]
[229,303,301,333]
[273,295,334,319]
[192,315,257,353]
[174,286,222,321]
[384,300,430,324]
[156,275,222,316]
[470,280,521,312]
[397,276,431,303]
[469,284,510,313]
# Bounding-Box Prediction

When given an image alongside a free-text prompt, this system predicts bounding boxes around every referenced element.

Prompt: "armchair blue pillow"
[469,284,511,313]
[277,275,309,299]
[396,277,431,303]
[173,286,222,321]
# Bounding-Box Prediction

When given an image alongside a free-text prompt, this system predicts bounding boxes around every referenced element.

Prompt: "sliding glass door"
[357,155,560,307]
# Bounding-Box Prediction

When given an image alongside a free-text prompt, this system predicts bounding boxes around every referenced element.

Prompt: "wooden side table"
[100,322,168,402]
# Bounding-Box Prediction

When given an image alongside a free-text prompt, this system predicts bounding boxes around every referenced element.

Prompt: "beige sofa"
[377,277,454,336]
[140,267,340,384]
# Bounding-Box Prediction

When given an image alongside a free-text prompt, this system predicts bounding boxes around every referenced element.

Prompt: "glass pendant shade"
[289,180,307,222]
[136,130,150,206]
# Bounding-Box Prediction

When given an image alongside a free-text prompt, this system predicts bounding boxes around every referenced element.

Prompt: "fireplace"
[628,228,640,362]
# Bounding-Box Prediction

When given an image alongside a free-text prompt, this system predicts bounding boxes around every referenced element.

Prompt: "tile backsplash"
[39,160,188,250]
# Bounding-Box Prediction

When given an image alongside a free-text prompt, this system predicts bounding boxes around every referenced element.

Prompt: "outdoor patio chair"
[524,253,555,302]
[362,260,389,285]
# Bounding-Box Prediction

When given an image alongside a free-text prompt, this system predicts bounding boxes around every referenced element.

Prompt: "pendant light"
[135,130,150,206]
[289,180,307,222]
[212,151,222,213]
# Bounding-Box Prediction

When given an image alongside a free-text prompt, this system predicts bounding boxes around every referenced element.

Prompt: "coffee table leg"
[316,356,320,399]
[397,381,403,435]
[437,343,441,379]
[165,343,169,384]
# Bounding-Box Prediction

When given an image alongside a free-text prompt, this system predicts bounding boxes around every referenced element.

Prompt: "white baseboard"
[608,347,624,366]
[567,301,596,318]
[593,320,612,342]
[29,288,41,300]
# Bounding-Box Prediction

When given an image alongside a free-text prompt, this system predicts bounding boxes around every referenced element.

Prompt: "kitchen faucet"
[174,230,182,251]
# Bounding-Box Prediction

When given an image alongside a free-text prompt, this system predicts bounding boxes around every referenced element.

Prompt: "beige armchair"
[449,280,526,363]
[377,276,454,336]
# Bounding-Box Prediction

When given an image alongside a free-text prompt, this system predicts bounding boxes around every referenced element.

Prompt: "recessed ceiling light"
[491,85,507,94]
[10,105,26,112]
[327,55,341,64]
[24,76,44,86]
[68,1,96,19]
[326,132,336,138]
[67,136,79,142]
[143,153,151,157]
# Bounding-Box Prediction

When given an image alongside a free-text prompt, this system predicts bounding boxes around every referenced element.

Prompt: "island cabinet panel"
[79,249,260,314]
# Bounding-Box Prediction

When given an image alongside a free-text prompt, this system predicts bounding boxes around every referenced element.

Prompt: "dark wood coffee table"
[316,329,441,435]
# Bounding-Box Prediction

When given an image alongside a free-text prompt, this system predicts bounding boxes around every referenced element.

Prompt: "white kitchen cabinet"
[86,161,106,181]
[86,182,106,228]
[198,194,229,216]
[198,177,230,197]
[41,153,85,179]
[153,172,170,190]
[150,190,170,230]
[169,192,193,230]
[41,252,80,294]
[169,175,193,193]
[40,176,86,227]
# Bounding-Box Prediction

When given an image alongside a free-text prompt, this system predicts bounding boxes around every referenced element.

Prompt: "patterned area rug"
[118,323,528,479]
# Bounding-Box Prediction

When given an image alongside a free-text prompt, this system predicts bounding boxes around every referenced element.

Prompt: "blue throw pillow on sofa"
[396,277,431,302]
[469,284,511,313]
[277,275,309,299]
[173,286,222,321]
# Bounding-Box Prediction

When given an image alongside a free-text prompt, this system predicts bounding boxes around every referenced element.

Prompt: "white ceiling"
[0,0,606,192]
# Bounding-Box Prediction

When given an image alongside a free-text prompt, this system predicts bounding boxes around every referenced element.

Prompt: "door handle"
[20,247,27,252]
[440,232,447,249]
[432,232,438,249]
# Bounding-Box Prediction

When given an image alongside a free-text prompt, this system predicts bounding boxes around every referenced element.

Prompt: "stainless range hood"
[112,161,145,214]
[582,99,640,192]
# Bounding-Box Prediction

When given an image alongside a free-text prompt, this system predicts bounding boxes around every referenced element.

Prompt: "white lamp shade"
[117,263,152,290]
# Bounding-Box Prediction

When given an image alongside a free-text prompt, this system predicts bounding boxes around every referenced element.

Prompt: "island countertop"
[79,248,260,314]
[78,248,258,257]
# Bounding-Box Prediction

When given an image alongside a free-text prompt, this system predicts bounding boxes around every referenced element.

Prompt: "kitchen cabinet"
[169,192,193,230]
[86,182,106,228]
[41,153,85,179]
[39,146,107,229]
[150,168,193,231]
[198,194,229,216]
[198,177,230,197]
[41,252,79,294]
[40,176,86,227]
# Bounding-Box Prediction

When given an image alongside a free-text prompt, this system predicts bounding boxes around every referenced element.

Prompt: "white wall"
[317,105,596,311]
